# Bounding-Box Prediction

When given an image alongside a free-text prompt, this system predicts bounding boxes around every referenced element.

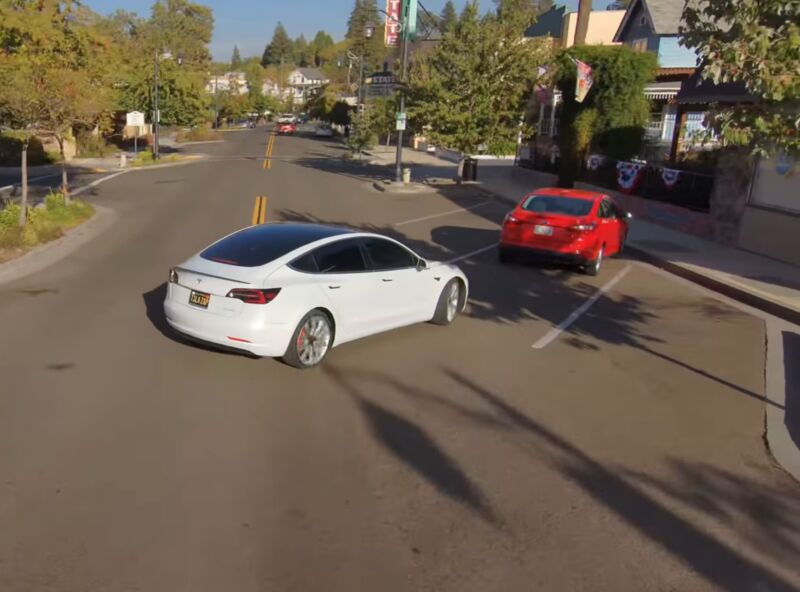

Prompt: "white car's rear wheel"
[431,279,462,326]
[283,310,333,369]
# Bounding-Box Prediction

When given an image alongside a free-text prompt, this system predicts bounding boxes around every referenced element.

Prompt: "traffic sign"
[126,111,145,127]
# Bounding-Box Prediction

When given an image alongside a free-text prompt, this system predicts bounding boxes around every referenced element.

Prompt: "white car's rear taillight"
[226,288,281,304]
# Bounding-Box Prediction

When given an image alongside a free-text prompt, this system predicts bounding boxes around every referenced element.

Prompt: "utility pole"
[575,0,592,46]
[394,12,410,183]
[153,51,160,160]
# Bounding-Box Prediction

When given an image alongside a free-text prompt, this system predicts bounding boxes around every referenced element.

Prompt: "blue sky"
[84,0,618,62]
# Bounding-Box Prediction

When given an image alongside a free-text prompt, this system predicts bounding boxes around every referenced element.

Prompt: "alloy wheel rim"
[297,315,331,366]
[595,248,604,272]
[446,283,460,322]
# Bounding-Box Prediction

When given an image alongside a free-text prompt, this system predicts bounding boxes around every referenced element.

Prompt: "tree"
[440,1,458,34]
[346,0,385,71]
[494,0,554,25]
[681,0,800,157]
[261,22,294,66]
[231,44,242,69]
[294,34,311,67]
[409,1,552,155]
[310,30,334,66]
[553,45,657,186]
[149,0,214,66]
[0,0,116,207]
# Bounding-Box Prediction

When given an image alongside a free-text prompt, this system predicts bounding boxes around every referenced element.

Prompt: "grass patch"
[130,150,192,167]
[175,127,221,143]
[0,192,95,262]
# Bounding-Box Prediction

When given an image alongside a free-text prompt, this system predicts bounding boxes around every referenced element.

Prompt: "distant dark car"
[277,122,296,135]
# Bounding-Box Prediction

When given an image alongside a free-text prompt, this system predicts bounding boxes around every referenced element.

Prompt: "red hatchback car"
[277,122,296,135]
[499,188,631,275]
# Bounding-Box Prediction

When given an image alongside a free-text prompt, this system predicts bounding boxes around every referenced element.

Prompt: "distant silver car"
[315,124,333,138]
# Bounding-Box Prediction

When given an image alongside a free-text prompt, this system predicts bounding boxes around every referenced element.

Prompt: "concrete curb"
[372,181,436,194]
[625,245,800,326]
[0,204,118,286]
[765,321,800,483]
[126,154,208,171]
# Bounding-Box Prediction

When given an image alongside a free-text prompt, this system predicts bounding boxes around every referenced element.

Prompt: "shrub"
[131,150,155,166]
[0,203,22,231]
[0,193,94,254]
[76,131,116,158]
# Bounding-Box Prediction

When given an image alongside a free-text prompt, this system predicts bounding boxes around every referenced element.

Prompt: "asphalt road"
[1,127,798,592]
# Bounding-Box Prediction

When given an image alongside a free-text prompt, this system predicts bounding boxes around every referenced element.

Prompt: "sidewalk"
[378,146,800,325]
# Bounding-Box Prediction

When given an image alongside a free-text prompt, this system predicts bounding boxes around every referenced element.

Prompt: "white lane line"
[395,201,492,227]
[72,170,129,196]
[532,265,632,350]
[445,243,497,264]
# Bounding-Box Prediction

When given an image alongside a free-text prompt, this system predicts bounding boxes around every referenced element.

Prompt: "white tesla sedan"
[163,223,468,368]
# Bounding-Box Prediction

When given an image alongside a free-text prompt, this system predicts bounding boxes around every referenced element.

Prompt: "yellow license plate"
[189,290,210,308]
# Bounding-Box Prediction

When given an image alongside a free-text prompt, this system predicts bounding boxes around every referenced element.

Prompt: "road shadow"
[441,368,800,592]
[142,283,253,358]
[324,365,498,525]
[785,331,800,450]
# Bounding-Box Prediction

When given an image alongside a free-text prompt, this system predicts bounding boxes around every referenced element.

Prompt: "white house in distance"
[285,67,329,102]
[206,71,248,95]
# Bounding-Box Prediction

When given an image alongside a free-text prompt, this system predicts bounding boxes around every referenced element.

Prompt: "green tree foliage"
[329,101,353,127]
[294,34,311,67]
[681,0,800,157]
[495,0,554,26]
[409,1,552,155]
[346,107,377,154]
[554,45,656,186]
[0,0,116,207]
[440,1,458,33]
[346,0,385,71]
[149,0,214,66]
[310,31,334,66]
[231,44,242,69]
[262,22,294,66]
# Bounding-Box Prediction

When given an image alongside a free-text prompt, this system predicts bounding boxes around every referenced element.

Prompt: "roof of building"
[524,5,566,39]
[294,67,327,81]
[614,0,684,41]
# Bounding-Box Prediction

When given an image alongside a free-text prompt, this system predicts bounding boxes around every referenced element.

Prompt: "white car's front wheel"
[431,279,462,326]
[283,310,333,369]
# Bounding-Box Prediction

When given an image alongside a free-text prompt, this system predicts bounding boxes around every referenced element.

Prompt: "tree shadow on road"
[441,368,800,592]
[324,365,499,526]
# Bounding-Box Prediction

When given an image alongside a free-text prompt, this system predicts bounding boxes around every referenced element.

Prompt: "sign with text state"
[385,0,401,47]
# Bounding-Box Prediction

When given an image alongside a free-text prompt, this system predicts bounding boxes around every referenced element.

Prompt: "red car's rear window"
[522,195,594,217]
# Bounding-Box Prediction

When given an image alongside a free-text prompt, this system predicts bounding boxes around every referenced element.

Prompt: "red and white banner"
[586,153,605,171]
[575,59,593,103]
[385,0,402,47]
[616,161,644,193]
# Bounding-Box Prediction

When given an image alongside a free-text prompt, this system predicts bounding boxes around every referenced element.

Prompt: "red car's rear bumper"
[499,234,599,265]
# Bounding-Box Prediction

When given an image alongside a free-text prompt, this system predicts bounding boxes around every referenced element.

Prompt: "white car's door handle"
[328,285,341,290]
[382,278,393,282]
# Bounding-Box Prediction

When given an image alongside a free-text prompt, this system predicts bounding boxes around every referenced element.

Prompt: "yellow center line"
[263,133,276,170]
[251,195,268,225]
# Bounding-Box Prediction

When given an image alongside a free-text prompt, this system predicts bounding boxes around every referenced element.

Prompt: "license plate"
[534,225,554,236]
[189,290,210,308]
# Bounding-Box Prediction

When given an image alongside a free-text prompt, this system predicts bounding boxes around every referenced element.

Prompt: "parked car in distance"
[163,223,468,368]
[315,123,333,138]
[499,188,631,276]
[277,122,296,135]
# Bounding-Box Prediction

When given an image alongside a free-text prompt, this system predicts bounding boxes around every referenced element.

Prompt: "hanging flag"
[617,161,644,193]
[661,167,681,189]
[575,59,593,103]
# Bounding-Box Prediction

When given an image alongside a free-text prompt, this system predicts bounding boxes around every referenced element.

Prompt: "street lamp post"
[358,26,375,110]
[394,25,410,184]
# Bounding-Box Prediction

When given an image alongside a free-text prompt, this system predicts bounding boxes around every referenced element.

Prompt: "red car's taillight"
[226,288,281,304]
[504,213,521,224]
[570,222,597,232]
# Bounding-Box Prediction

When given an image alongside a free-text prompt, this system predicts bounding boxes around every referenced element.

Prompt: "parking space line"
[445,243,497,264]
[394,201,493,227]
[531,265,632,350]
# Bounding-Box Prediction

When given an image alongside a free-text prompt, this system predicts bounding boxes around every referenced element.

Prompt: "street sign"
[126,111,145,127]
[366,71,397,99]
[396,112,407,121]
[404,0,418,37]
[384,0,401,47]
[396,119,407,131]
